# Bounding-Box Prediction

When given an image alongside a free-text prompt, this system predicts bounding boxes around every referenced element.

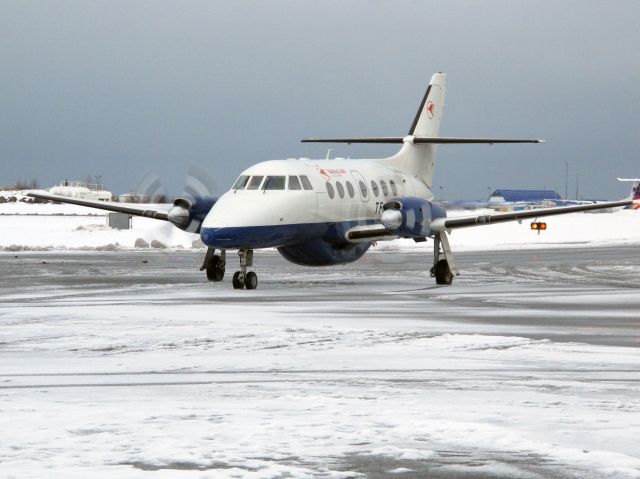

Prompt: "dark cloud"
[1,0,639,199]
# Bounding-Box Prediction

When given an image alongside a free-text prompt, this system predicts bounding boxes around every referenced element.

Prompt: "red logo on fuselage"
[317,167,346,180]
[426,101,435,119]
[318,168,331,180]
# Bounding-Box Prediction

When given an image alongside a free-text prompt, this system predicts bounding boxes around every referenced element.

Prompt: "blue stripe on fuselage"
[200,220,378,250]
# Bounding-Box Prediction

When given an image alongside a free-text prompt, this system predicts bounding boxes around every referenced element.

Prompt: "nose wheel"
[200,248,226,282]
[232,249,258,290]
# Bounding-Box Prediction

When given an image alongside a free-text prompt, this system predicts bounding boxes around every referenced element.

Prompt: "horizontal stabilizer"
[301,137,544,145]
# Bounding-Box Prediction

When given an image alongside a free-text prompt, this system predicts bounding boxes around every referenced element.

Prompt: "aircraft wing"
[430,200,633,232]
[26,191,169,221]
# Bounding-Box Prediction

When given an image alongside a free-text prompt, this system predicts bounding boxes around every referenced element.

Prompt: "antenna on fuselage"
[325,148,333,160]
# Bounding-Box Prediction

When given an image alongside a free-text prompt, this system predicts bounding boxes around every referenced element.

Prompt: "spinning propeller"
[134,165,220,234]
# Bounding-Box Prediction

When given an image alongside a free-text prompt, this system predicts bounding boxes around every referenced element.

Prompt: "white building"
[49,180,112,201]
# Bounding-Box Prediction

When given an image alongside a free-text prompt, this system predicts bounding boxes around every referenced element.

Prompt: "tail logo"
[426,101,435,119]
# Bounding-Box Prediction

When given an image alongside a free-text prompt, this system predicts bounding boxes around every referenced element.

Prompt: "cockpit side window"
[300,175,313,190]
[288,176,302,190]
[247,175,264,190]
[232,175,249,190]
[263,176,286,190]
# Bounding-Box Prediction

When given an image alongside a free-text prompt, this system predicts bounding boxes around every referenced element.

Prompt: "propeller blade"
[184,165,218,203]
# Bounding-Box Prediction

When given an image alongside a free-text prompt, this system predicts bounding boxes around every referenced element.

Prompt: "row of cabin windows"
[325,178,398,200]
[233,175,313,191]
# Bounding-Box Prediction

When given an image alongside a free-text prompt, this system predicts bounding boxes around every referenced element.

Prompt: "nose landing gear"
[201,248,258,289]
[232,249,258,290]
[200,248,226,282]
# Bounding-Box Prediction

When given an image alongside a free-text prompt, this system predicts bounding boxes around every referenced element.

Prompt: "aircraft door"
[315,191,329,222]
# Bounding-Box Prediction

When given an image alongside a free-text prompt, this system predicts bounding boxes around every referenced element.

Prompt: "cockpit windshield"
[232,175,249,190]
[246,176,264,190]
[232,174,313,191]
[263,176,286,190]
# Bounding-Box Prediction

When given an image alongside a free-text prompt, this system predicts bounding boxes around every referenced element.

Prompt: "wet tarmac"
[1,246,639,478]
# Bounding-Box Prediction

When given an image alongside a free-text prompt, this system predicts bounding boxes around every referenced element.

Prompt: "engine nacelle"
[381,197,446,238]
[167,196,218,233]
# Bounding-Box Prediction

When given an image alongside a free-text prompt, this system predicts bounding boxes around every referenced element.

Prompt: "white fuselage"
[202,158,432,235]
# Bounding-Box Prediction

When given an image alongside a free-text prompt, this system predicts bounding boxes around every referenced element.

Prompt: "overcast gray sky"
[2,0,639,200]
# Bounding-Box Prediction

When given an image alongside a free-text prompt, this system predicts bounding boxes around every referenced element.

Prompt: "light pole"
[564,161,569,200]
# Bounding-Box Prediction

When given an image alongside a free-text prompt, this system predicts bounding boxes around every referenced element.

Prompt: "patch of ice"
[364,446,437,461]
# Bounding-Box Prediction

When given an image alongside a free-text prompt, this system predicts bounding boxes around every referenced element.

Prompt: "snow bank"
[1,202,639,252]
[0,202,198,250]
[378,208,640,252]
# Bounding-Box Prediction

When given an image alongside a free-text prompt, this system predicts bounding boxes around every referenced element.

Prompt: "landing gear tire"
[232,271,244,289]
[244,271,258,290]
[205,255,225,282]
[434,259,453,285]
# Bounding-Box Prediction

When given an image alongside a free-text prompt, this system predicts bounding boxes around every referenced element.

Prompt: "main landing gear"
[201,248,258,289]
[232,249,258,290]
[430,232,459,285]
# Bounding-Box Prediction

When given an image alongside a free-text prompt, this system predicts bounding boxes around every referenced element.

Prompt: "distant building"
[49,180,112,201]
[118,192,150,203]
[488,189,562,204]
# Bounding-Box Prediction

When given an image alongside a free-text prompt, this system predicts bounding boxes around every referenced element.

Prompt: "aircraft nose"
[200,227,225,246]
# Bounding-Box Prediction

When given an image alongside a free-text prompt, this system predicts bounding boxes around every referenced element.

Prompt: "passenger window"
[335,181,345,198]
[288,176,302,190]
[247,176,264,190]
[346,181,355,198]
[370,180,379,197]
[380,180,389,196]
[326,182,335,199]
[390,180,398,196]
[300,175,313,190]
[233,175,249,190]
[358,180,368,198]
[263,176,286,190]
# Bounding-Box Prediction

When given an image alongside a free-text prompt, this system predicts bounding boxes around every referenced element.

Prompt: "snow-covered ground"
[0,202,197,250]
[1,202,640,252]
[1,203,639,478]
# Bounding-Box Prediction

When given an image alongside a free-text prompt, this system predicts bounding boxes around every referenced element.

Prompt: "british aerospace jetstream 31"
[28,72,632,289]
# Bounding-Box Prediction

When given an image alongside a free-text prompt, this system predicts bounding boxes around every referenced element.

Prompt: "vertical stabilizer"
[617,178,640,208]
[301,72,541,194]
[383,72,447,189]
[617,178,640,199]
[409,72,446,137]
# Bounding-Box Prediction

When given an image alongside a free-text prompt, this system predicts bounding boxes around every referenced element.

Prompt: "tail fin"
[408,72,446,137]
[617,178,640,199]
[383,73,447,189]
[301,72,542,192]
[617,178,640,208]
